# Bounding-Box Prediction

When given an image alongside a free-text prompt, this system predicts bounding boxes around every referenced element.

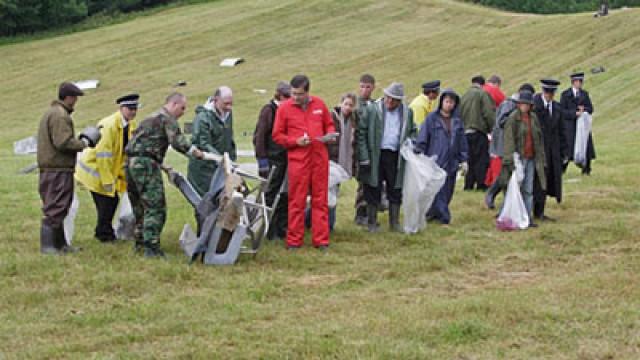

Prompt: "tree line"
[462,0,639,14]
[0,0,178,36]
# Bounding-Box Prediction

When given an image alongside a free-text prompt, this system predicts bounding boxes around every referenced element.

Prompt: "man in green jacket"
[187,86,237,196]
[499,90,546,228]
[459,75,496,191]
[37,82,100,254]
[358,82,415,233]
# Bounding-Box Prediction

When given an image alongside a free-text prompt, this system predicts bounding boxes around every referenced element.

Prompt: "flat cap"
[116,93,140,108]
[58,82,84,99]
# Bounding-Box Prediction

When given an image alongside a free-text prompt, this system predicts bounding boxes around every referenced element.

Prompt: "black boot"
[367,204,379,233]
[54,227,80,253]
[143,242,166,259]
[40,223,60,255]
[389,204,402,233]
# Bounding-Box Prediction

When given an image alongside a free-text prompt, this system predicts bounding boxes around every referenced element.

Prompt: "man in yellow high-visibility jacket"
[409,80,440,126]
[75,94,139,242]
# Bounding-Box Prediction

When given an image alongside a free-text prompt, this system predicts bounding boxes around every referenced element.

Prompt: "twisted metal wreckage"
[163,152,282,266]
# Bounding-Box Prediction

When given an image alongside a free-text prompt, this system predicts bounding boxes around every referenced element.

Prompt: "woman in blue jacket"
[415,88,469,224]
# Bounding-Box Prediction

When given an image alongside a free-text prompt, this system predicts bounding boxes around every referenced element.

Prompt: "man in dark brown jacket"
[37,82,99,254]
[253,81,290,240]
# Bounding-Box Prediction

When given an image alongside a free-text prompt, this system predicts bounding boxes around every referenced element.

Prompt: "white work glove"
[459,162,469,176]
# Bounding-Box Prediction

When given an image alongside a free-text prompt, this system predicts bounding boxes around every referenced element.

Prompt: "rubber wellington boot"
[54,227,80,253]
[389,204,402,233]
[40,223,60,255]
[367,204,380,233]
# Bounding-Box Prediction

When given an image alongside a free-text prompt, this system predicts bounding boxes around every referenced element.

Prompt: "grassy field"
[1,0,640,358]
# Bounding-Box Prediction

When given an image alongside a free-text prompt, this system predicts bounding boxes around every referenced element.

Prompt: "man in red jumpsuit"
[272,75,336,250]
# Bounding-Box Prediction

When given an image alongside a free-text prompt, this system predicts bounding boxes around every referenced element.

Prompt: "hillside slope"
[1,1,639,358]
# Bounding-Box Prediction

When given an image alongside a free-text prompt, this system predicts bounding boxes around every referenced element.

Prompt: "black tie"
[123,123,129,153]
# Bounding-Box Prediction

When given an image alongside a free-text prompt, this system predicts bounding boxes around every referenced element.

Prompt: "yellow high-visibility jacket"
[75,111,136,197]
[409,94,437,126]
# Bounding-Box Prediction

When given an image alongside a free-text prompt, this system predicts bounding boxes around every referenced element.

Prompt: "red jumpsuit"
[272,96,336,248]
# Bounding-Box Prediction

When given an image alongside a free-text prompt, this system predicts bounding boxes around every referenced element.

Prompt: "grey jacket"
[489,96,517,157]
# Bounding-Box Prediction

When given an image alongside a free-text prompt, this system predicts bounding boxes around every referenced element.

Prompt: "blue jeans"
[520,158,535,218]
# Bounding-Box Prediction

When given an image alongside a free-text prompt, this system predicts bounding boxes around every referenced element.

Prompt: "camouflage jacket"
[126,107,192,163]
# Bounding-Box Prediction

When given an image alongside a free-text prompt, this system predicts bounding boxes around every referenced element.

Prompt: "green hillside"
[1,0,639,358]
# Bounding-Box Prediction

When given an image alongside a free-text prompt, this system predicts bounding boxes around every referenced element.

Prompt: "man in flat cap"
[126,92,204,258]
[409,80,440,126]
[459,75,496,191]
[253,81,291,240]
[533,79,568,221]
[37,82,100,254]
[560,72,596,175]
[188,86,237,197]
[75,93,140,242]
[358,82,415,232]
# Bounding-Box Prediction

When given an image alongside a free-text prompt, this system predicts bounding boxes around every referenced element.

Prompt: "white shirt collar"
[120,111,129,127]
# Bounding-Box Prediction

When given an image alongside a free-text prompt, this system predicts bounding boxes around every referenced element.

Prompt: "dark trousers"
[39,171,74,228]
[91,192,119,241]
[354,181,367,219]
[464,132,489,191]
[265,160,288,240]
[427,174,456,224]
[533,171,546,218]
[363,150,402,206]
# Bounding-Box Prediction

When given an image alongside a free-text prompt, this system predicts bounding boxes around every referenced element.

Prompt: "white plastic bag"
[63,192,79,245]
[400,140,447,234]
[328,161,351,207]
[496,154,528,231]
[574,112,592,167]
[115,192,136,240]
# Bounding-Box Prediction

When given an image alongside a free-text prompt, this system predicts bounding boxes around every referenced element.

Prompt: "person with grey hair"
[253,81,291,240]
[187,86,237,197]
[358,82,415,232]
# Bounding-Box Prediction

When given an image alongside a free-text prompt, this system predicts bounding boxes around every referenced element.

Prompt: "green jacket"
[187,105,237,196]
[459,85,496,134]
[37,100,86,171]
[357,100,415,189]
[499,109,546,189]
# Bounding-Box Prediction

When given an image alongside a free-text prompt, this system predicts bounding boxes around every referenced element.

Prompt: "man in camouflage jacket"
[125,92,203,258]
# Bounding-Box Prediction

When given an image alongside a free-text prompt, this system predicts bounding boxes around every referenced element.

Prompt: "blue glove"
[258,158,270,174]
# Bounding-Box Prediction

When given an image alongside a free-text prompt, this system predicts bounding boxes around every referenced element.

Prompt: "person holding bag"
[497,90,546,228]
